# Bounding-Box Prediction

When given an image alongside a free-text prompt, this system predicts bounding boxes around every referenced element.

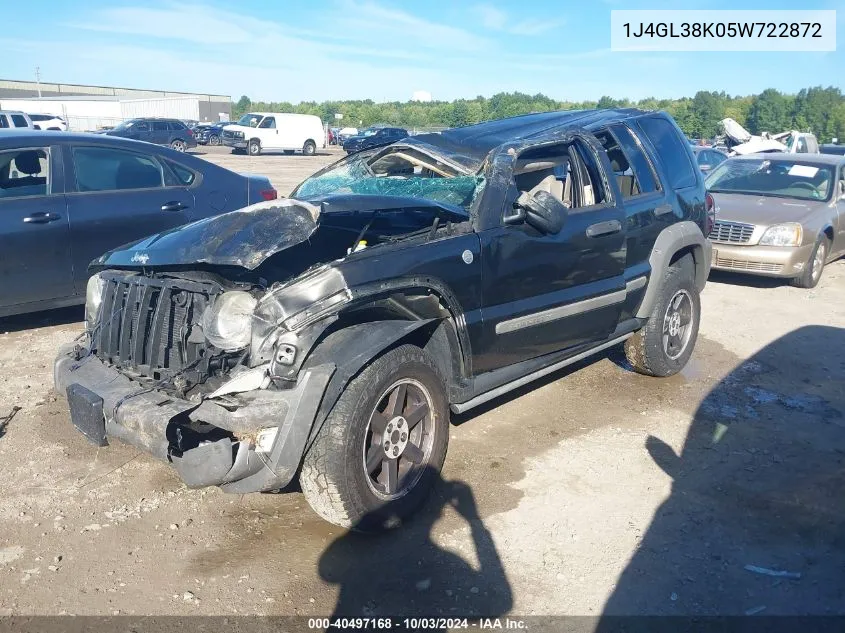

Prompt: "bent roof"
[406,108,647,170]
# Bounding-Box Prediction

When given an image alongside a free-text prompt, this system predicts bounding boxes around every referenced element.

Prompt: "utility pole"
[35,66,42,98]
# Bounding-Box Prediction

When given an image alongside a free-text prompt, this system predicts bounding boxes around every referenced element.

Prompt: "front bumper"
[223,137,247,149]
[710,242,813,277]
[54,343,334,493]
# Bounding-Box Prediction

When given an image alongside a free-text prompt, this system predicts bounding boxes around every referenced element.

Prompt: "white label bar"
[611,10,836,52]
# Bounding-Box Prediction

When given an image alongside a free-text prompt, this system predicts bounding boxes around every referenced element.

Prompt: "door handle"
[654,203,674,216]
[23,212,61,224]
[161,201,189,212]
[586,220,622,238]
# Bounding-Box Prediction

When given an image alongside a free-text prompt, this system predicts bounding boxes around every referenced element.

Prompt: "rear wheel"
[302,140,316,156]
[170,139,186,152]
[625,258,700,377]
[299,344,449,531]
[248,139,261,156]
[791,236,829,289]
[208,134,220,146]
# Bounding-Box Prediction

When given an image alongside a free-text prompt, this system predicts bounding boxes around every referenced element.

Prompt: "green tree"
[690,91,725,138]
[748,88,791,134]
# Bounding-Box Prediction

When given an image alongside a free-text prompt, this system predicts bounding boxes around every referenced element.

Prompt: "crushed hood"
[91,199,320,271]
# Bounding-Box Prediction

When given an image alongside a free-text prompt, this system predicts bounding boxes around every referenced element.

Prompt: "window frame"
[594,124,662,202]
[0,146,53,201]
[67,144,171,195]
[635,114,698,190]
[11,114,29,128]
[258,116,276,129]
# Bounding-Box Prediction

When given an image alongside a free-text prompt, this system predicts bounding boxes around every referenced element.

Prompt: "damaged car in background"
[719,118,819,156]
[55,109,712,530]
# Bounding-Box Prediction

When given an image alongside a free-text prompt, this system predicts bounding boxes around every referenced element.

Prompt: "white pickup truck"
[222,112,326,156]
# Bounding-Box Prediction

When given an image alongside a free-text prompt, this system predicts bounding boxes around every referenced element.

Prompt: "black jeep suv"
[55,109,712,530]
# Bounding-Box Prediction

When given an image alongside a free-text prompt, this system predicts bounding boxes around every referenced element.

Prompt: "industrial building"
[0,78,231,131]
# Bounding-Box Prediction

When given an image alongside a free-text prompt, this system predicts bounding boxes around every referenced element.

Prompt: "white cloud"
[473,4,564,36]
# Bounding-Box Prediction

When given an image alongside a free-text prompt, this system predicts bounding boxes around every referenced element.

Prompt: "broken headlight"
[202,291,257,352]
[85,273,106,328]
[250,266,352,363]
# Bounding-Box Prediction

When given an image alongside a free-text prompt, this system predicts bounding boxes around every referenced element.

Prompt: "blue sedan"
[0,130,277,318]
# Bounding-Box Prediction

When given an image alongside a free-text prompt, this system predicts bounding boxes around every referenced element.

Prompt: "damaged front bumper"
[54,343,334,493]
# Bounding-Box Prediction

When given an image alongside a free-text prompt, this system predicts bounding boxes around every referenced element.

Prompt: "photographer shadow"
[318,468,512,630]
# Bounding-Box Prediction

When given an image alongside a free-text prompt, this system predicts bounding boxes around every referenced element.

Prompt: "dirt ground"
[0,145,843,620]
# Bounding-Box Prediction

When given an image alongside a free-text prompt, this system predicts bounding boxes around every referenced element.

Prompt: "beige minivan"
[706,153,845,288]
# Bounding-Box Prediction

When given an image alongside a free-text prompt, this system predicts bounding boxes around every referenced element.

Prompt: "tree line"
[233,86,845,143]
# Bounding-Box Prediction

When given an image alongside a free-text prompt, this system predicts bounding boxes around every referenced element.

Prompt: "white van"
[222,112,325,156]
[0,111,34,131]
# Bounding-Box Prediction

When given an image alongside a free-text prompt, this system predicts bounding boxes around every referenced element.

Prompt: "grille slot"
[94,275,219,378]
[709,220,755,244]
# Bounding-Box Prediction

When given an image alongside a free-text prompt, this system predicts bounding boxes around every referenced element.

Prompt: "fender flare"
[636,221,712,319]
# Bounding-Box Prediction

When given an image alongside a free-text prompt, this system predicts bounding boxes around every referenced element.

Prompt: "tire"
[170,139,186,152]
[248,139,261,156]
[299,344,449,531]
[790,236,829,289]
[302,140,316,156]
[624,257,701,377]
[208,134,220,146]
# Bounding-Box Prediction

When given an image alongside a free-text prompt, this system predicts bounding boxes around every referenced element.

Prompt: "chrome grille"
[94,274,219,379]
[709,220,755,244]
[714,256,783,274]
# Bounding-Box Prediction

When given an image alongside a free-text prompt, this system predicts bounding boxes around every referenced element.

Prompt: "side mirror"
[506,190,567,234]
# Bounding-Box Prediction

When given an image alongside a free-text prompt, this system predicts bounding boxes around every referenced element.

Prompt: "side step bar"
[450,332,634,414]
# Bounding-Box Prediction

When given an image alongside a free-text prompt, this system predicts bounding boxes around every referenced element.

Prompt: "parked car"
[343,127,408,154]
[706,153,845,288]
[54,108,711,530]
[222,112,325,156]
[692,146,728,174]
[196,123,226,146]
[337,127,359,143]
[28,113,68,131]
[105,118,197,152]
[0,111,34,130]
[0,130,276,318]
[820,144,845,156]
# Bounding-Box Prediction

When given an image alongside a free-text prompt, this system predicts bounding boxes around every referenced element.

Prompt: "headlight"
[759,223,803,247]
[85,273,105,327]
[202,291,257,351]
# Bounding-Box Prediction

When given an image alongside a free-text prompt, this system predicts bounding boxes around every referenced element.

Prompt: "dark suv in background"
[343,126,408,153]
[105,118,197,152]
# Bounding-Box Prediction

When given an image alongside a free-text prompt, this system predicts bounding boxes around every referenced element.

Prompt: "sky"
[1,0,842,103]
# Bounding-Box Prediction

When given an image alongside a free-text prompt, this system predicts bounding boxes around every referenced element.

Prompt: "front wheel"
[170,139,186,152]
[625,259,700,377]
[248,139,261,156]
[208,134,220,146]
[299,344,449,531]
[791,237,829,289]
[302,140,316,156]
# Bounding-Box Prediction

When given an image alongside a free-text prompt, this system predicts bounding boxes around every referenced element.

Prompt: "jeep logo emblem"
[131,252,150,265]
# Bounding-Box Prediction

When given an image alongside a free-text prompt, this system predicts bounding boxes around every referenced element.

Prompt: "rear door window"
[168,121,186,131]
[0,115,8,129]
[11,115,29,128]
[163,159,197,186]
[593,126,658,199]
[72,146,165,192]
[0,148,50,198]
[637,115,698,189]
[152,121,169,132]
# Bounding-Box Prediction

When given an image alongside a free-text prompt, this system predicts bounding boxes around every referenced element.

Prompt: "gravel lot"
[1,145,843,619]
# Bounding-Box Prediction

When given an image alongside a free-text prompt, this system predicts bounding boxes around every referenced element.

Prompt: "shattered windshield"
[293,146,484,211]
[706,159,833,201]
[237,113,263,128]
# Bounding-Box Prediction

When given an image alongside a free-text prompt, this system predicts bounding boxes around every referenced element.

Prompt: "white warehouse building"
[0,95,230,132]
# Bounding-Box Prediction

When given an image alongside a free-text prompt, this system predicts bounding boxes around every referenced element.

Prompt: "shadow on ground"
[598,325,845,620]
[0,305,84,334]
[319,469,512,629]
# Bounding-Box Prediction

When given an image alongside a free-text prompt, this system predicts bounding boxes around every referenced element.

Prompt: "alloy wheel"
[662,289,694,360]
[363,378,435,500]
